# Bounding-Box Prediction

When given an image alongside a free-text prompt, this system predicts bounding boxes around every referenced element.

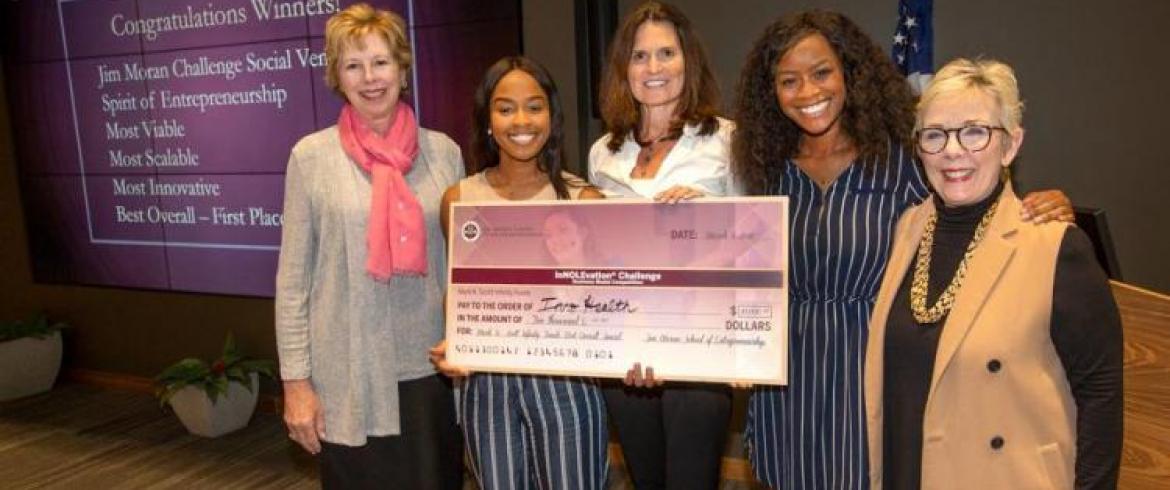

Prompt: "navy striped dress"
[463,374,608,490]
[746,145,928,489]
[457,172,609,490]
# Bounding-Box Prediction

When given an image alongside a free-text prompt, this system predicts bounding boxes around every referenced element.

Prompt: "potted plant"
[155,333,275,437]
[0,313,65,401]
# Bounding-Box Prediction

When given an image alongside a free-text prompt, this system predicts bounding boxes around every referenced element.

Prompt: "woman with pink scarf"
[274,4,464,488]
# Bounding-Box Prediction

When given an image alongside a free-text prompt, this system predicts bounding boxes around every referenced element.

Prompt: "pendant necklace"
[633,133,674,179]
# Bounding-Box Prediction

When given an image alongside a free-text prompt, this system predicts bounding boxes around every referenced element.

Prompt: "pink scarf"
[338,103,425,280]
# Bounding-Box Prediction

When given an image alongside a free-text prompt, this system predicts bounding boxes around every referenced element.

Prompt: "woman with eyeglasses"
[863,58,1123,490]
[732,11,1076,490]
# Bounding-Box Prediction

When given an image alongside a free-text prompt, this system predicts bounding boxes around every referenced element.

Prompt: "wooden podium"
[1112,281,1170,490]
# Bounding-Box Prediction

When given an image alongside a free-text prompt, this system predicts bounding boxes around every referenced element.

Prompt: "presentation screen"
[1,0,520,296]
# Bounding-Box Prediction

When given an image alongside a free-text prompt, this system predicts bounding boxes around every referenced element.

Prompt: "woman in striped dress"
[430,56,609,490]
[731,11,1072,489]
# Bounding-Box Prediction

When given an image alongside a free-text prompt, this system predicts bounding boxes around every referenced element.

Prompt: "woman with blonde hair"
[732,11,1075,489]
[275,3,464,488]
[863,58,1123,489]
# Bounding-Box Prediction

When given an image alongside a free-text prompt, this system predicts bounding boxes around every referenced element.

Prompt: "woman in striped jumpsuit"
[731,11,1072,489]
[430,56,609,489]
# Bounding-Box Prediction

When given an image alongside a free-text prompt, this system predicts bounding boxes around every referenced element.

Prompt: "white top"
[587,116,738,198]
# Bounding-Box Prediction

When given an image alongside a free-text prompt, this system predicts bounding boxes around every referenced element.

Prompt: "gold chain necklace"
[909,200,999,323]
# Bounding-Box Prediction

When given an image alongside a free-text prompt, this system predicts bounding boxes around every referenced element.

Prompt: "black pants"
[604,381,732,490]
[319,374,463,490]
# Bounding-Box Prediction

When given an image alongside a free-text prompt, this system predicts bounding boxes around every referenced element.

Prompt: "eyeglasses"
[916,125,1005,154]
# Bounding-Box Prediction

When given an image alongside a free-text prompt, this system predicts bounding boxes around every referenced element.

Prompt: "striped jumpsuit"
[746,145,928,489]
[457,171,609,490]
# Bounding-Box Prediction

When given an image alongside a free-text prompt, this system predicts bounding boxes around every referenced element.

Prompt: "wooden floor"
[0,383,763,489]
[7,282,1167,489]
[6,281,1166,489]
[0,383,318,489]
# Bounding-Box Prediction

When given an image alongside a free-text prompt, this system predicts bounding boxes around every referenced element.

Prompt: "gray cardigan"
[274,125,464,446]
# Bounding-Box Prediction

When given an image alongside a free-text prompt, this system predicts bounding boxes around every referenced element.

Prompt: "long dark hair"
[732,10,915,194]
[599,1,720,152]
[469,56,572,199]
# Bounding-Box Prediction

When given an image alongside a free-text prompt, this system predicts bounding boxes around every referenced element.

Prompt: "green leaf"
[0,313,67,342]
[238,375,258,394]
[235,359,276,379]
[209,376,230,404]
[220,332,243,364]
[156,385,180,407]
[225,368,250,388]
[155,359,209,383]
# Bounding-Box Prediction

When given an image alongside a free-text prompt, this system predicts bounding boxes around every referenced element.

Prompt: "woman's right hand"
[624,362,666,388]
[283,379,325,454]
[653,185,704,204]
[429,340,471,378]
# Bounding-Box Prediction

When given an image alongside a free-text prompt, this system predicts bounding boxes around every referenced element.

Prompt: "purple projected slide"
[1,0,520,296]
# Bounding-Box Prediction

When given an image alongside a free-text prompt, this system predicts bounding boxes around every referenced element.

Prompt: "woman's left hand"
[653,185,704,204]
[1020,189,1075,224]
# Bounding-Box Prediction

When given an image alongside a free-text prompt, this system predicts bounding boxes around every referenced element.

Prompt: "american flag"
[892,0,933,95]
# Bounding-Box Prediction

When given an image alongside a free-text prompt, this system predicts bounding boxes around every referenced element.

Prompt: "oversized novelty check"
[446,197,788,385]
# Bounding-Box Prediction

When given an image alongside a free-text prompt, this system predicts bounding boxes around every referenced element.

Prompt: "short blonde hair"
[323,3,412,97]
[917,58,1023,133]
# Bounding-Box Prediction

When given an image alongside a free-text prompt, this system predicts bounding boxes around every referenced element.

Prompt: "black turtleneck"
[881,181,1123,490]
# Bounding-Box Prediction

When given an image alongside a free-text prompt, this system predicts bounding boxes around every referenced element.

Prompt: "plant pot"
[0,330,63,401]
[169,373,259,437]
